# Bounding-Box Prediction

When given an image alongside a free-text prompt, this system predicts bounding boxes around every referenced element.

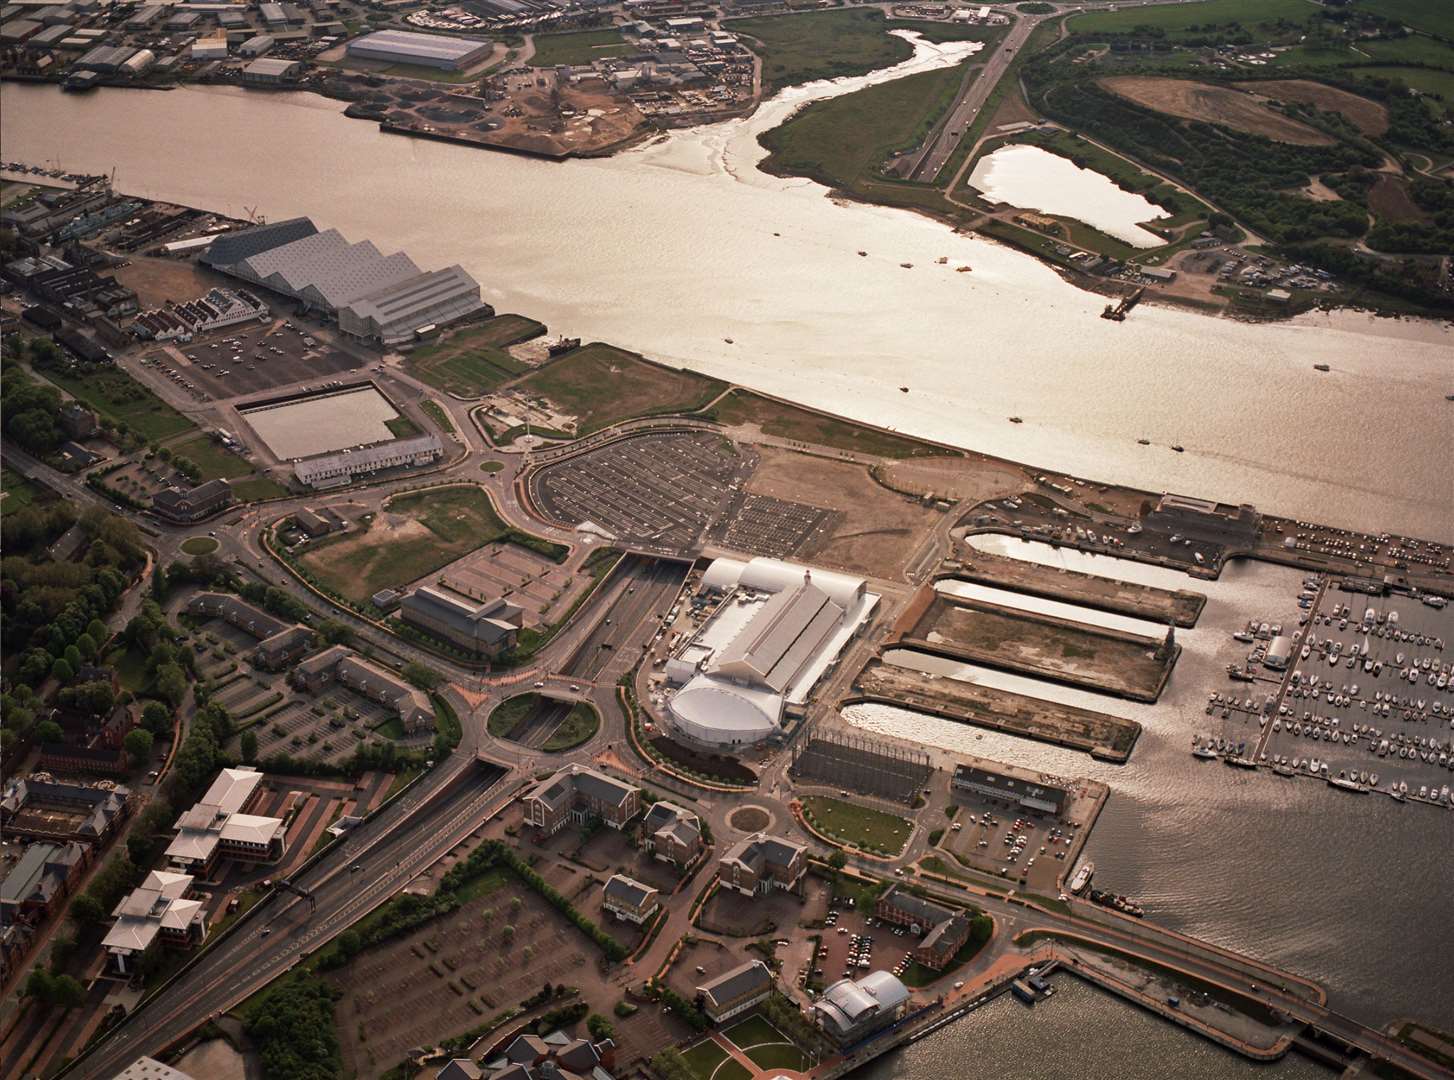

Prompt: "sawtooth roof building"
[665,557,877,747]
[200,218,485,345]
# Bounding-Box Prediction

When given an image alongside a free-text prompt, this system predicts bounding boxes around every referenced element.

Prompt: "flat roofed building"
[642,800,701,865]
[1146,492,1260,547]
[524,765,640,837]
[813,971,909,1046]
[718,832,806,896]
[602,873,658,924]
[102,870,207,974]
[293,433,444,489]
[399,584,521,657]
[346,28,492,70]
[114,1059,197,1080]
[696,959,773,1023]
[951,764,1067,818]
[243,57,302,83]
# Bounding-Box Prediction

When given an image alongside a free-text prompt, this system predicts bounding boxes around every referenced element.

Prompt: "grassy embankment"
[705,389,951,460]
[800,796,912,856]
[512,344,726,435]
[406,314,542,397]
[297,485,566,603]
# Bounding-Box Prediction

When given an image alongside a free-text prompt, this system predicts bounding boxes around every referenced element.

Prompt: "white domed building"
[663,557,878,748]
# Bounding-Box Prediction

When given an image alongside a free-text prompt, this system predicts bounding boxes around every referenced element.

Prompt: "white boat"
[1069,862,1094,894]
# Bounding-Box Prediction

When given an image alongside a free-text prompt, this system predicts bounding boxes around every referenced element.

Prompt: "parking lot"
[814,902,918,990]
[144,319,367,402]
[938,797,1078,891]
[531,432,749,552]
[708,489,834,560]
[438,541,572,628]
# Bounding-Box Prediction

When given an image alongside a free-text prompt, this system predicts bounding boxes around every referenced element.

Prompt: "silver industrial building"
[200,218,485,345]
[345,29,492,71]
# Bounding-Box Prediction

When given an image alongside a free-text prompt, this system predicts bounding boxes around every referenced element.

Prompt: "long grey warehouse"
[346,29,492,71]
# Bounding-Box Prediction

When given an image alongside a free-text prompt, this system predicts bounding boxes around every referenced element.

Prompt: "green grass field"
[801,796,913,855]
[488,693,540,738]
[727,9,913,91]
[1359,34,1454,68]
[41,366,193,442]
[542,702,599,751]
[170,434,254,480]
[298,485,563,602]
[680,1038,749,1080]
[513,344,726,434]
[422,399,456,434]
[407,315,540,397]
[1354,0,1454,40]
[708,390,946,459]
[1352,66,1454,116]
[758,61,967,191]
[722,1015,810,1070]
[229,476,289,503]
[181,536,220,556]
[1069,0,1315,39]
[529,28,632,67]
[1,467,43,510]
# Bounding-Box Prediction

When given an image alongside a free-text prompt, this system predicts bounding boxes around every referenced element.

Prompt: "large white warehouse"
[664,557,877,747]
[346,29,492,71]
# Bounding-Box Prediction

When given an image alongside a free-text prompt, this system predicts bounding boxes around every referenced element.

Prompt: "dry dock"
[943,551,1205,627]
[851,658,1141,762]
[896,591,1179,703]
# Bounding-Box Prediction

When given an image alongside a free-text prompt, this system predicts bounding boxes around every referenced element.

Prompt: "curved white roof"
[857,969,910,1010]
[701,557,748,593]
[668,681,776,743]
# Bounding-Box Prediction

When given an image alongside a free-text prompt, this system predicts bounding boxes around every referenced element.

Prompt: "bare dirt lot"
[1234,79,1389,137]
[112,255,227,310]
[878,454,1029,505]
[745,447,940,579]
[1367,173,1428,223]
[1100,77,1335,146]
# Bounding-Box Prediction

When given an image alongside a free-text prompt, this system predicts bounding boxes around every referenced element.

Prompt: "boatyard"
[1193,572,1454,811]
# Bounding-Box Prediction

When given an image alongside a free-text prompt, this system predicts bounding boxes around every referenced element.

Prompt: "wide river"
[4,34,1452,543]
[5,34,1453,1072]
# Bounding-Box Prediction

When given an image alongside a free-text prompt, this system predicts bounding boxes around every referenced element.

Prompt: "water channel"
[4,34,1451,542]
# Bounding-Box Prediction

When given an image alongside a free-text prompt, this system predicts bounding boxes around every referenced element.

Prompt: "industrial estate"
[2,1,1454,1080]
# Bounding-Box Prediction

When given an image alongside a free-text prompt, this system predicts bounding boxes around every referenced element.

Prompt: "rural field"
[725,8,912,90]
[406,314,541,397]
[40,365,193,441]
[1099,76,1334,145]
[296,485,562,603]
[514,344,725,434]
[1068,0,1315,39]
[529,29,631,67]
[758,61,969,191]
[1236,79,1389,137]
